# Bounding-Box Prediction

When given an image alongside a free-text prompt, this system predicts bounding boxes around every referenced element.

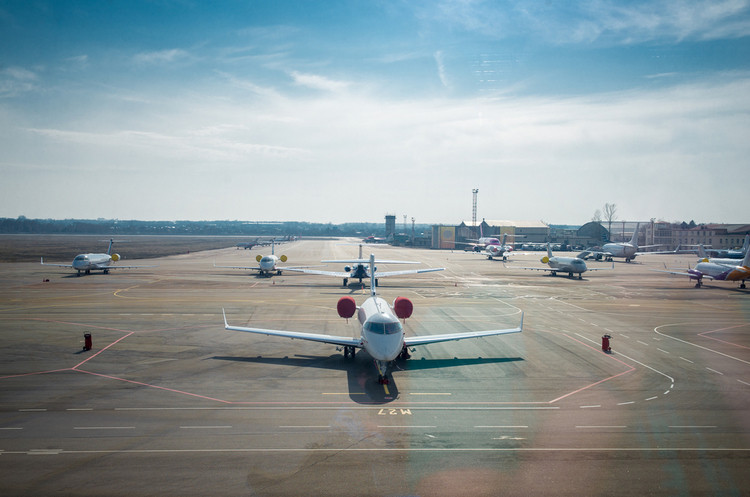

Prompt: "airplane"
[703,234,749,259]
[215,241,307,277]
[41,239,156,276]
[577,223,660,262]
[223,253,523,384]
[282,244,444,287]
[696,244,749,266]
[508,243,613,279]
[483,233,522,260]
[651,246,750,288]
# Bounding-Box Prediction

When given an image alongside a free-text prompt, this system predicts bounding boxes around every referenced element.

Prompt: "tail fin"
[546,242,553,258]
[697,244,707,259]
[358,244,363,259]
[741,243,750,268]
[369,253,377,297]
[271,240,275,255]
[629,223,641,246]
[743,234,749,253]
[501,233,507,247]
[107,239,114,255]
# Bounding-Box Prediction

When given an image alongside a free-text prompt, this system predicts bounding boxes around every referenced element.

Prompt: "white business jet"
[41,239,156,276]
[223,254,523,384]
[215,241,306,277]
[578,223,660,262]
[511,243,612,279]
[282,244,444,287]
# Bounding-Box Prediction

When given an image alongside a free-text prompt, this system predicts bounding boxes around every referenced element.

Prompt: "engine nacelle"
[541,256,549,264]
[337,296,357,319]
[393,297,413,320]
[344,266,351,272]
[280,255,288,262]
[111,253,120,262]
[256,254,263,262]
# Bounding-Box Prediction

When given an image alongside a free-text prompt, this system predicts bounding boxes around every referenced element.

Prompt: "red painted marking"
[698,324,750,350]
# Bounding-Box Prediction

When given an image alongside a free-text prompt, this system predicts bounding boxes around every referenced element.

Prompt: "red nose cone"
[393,297,413,320]
[337,296,357,319]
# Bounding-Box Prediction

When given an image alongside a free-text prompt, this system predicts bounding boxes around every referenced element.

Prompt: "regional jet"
[510,243,612,279]
[578,223,660,262]
[223,254,522,384]
[215,241,307,277]
[41,239,156,276]
[282,244,444,287]
[652,247,750,288]
[703,235,749,259]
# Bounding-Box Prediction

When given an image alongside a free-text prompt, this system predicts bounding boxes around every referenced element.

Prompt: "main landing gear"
[343,346,356,359]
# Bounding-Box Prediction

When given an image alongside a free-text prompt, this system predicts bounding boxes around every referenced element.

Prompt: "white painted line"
[645,397,658,401]
[74,426,135,430]
[410,392,452,396]
[580,405,601,409]
[576,426,627,429]
[0,427,23,430]
[738,380,750,386]
[180,426,233,429]
[657,348,670,354]
[637,340,649,346]
[669,426,717,429]
[706,367,724,375]
[279,426,330,429]
[19,409,46,412]
[617,401,635,405]
[474,426,528,429]
[378,426,437,429]
[66,408,93,411]
[680,357,694,363]
[619,334,629,338]
[604,328,613,333]
[28,449,63,455]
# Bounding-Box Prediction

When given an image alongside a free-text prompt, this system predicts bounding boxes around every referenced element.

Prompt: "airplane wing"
[40,258,73,268]
[375,267,445,277]
[404,313,523,347]
[280,267,351,277]
[222,309,362,348]
[649,269,714,280]
[507,265,553,272]
[214,263,319,271]
[577,250,613,260]
[98,264,158,269]
[585,262,615,271]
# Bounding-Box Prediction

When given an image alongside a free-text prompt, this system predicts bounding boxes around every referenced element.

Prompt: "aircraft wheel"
[343,278,348,286]
[374,279,379,287]
[741,282,746,289]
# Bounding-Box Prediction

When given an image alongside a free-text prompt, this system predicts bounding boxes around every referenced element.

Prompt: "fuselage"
[692,261,750,282]
[258,255,281,273]
[357,296,405,362]
[548,256,587,274]
[72,253,113,272]
[601,242,637,259]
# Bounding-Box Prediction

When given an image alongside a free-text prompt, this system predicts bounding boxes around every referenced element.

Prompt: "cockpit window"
[365,320,403,335]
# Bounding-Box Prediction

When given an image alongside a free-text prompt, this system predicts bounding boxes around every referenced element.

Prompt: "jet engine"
[344,266,351,272]
[111,253,120,262]
[393,297,413,320]
[541,256,549,263]
[256,254,263,262]
[280,255,287,262]
[337,296,357,320]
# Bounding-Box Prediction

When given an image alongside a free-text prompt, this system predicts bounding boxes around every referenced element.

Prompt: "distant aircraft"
[41,239,156,276]
[282,244,444,287]
[703,234,749,259]
[482,233,522,260]
[223,254,523,384]
[362,235,387,244]
[652,247,750,288]
[578,223,660,262]
[509,243,613,279]
[215,241,305,277]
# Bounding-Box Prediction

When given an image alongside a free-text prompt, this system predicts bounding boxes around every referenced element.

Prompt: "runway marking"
[637,340,649,346]
[617,401,635,405]
[74,426,135,430]
[737,379,750,386]
[377,426,436,429]
[279,426,330,429]
[580,405,601,408]
[680,357,694,363]
[19,409,47,412]
[657,348,670,354]
[321,393,366,395]
[669,426,717,429]
[645,396,658,401]
[180,426,232,429]
[706,367,724,375]
[475,425,528,429]
[409,392,452,396]
[654,323,750,365]
[619,333,629,338]
[0,427,23,430]
[698,323,750,350]
[576,426,627,429]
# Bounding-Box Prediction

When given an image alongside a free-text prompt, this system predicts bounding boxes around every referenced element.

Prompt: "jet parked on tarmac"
[282,244,444,287]
[41,239,156,276]
[215,241,307,277]
[578,223,660,262]
[223,254,523,384]
[652,247,750,288]
[510,243,612,279]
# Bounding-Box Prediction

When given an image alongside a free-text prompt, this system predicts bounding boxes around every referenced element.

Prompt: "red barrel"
[601,334,611,353]
[83,333,92,351]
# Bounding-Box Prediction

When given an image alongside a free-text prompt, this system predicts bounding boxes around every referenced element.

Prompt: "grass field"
[0,234,263,262]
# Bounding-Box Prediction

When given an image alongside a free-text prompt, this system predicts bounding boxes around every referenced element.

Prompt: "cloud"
[0,66,39,97]
[133,48,190,65]
[434,50,449,88]
[289,71,350,92]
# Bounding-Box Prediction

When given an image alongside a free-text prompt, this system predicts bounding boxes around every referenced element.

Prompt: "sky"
[1,1,749,225]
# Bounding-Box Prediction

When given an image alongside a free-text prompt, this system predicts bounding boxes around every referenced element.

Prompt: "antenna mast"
[472,189,479,227]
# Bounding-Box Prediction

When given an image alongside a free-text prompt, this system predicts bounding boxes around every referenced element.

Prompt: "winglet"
[369,254,377,297]
[222,308,229,329]
[518,312,524,332]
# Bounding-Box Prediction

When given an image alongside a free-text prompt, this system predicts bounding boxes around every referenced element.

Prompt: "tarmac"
[0,238,748,496]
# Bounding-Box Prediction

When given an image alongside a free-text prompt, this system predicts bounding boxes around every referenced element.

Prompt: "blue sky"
[1,1,749,224]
